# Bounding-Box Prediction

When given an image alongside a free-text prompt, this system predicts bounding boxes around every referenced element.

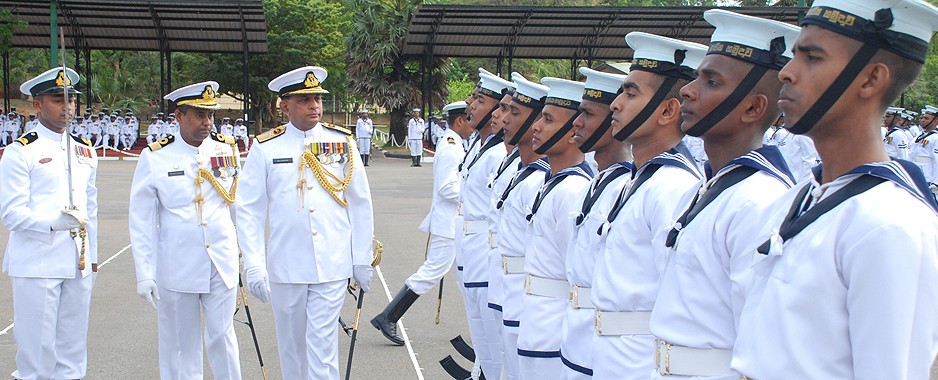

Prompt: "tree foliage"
[346,0,449,141]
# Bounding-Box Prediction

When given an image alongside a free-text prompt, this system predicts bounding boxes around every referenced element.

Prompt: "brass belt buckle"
[523,273,532,295]
[570,284,578,308]
[656,339,671,375]
[488,232,495,250]
[594,310,603,335]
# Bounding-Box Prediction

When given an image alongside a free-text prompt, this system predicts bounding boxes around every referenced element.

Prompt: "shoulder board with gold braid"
[322,122,352,135]
[70,133,92,147]
[210,132,236,145]
[148,134,175,151]
[256,125,285,143]
[15,131,37,146]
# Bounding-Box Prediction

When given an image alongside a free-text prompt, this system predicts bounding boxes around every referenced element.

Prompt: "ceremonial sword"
[59,27,88,271]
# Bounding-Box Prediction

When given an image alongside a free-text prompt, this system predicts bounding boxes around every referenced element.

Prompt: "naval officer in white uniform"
[129,81,242,380]
[0,67,98,380]
[237,66,374,380]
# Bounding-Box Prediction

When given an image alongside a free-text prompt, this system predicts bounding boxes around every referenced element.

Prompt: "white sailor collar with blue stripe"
[811,160,938,214]
[704,145,796,188]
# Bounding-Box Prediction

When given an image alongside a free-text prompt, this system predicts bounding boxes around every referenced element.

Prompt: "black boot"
[364,154,370,166]
[410,156,417,167]
[360,154,366,165]
[371,286,420,345]
[415,156,422,167]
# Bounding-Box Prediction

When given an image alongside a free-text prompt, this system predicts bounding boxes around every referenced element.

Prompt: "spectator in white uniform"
[355,110,374,166]
[407,108,426,166]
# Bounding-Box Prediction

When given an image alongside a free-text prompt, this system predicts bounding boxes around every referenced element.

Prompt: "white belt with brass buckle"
[654,339,732,377]
[523,273,568,299]
[463,220,488,235]
[501,255,524,275]
[569,285,593,309]
[914,156,933,163]
[593,310,651,336]
[488,231,498,250]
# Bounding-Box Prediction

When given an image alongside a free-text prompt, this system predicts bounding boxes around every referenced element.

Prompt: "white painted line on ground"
[376,265,425,380]
[0,243,132,336]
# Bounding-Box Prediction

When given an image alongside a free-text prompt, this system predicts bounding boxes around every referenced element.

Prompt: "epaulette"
[15,131,37,146]
[70,133,92,147]
[447,137,456,144]
[147,134,175,151]
[322,122,352,135]
[210,132,236,145]
[256,125,285,143]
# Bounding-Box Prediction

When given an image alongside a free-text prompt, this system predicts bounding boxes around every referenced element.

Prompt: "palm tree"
[346,0,448,143]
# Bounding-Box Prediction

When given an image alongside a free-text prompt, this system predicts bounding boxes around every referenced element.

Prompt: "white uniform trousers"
[559,307,594,380]
[122,133,135,149]
[103,134,117,149]
[484,248,505,379]
[405,234,456,295]
[157,267,240,380]
[518,295,566,380]
[238,135,250,150]
[147,134,159,144]
[501,272,525,380]
[270,279,346,380]
[408,139,422,157]
[91,134,102,148]
[358,137,372,156]
[10,272,94,380]
[591,332,655,379]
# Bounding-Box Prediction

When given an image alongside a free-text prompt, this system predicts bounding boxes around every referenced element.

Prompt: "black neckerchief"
[575,163,632,226]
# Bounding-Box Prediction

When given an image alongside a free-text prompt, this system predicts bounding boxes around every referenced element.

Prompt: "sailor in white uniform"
[912,105,938,187]
[370,101,472,345]
[129,81,242,380]
[1,67,98,380]
[650,12,799,379]
[559,67,631,379]
[407,108,426,166]
[590,33,705,379]
[732,1,938,378]
[147,116,161,144]
[884,107,911,159]
[764,115,819,182]
[233,119,250,149]
[121,115,136,150]
[355,110,374,166]
[494,72,549,380]
[453,71,511,379]
[518,77,594,379]
[237,66,374,380]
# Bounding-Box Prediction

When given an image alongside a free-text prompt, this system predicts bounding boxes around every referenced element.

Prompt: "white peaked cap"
[268,66,328,96]
[163,81,221,110]
[443,101,468,115]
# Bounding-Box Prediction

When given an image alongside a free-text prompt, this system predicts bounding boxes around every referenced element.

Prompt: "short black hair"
[870,48,924,110]
[447,111,466,127]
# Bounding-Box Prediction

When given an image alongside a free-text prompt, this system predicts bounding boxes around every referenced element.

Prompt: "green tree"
[347,0,449,143]
[175,0,349,132]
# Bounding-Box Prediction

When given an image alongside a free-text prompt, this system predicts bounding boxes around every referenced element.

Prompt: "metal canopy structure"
[405,5,806,70]
[0,0,267,115]
[404,5,805,114]
[0,0,267,53]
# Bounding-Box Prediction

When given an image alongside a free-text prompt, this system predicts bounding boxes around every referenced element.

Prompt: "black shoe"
[364,155,370,166]
[370,286,419,345]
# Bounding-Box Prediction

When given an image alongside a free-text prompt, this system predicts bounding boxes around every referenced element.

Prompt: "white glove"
[353,265,374,293]
[246,266,270,303]
[137,279,160,310]
[51,209,86,231]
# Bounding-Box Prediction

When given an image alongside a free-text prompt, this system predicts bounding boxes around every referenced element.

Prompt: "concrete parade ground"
[0,153,472,379]
[0,153,935,379]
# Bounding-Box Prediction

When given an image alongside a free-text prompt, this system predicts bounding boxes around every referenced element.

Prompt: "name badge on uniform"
[273,158,293,164]
[308,142,348,165]
[167,170,185,177]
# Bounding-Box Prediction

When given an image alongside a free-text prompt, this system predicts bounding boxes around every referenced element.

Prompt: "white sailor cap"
[579,67,626,105]
[510,72,549,109]
[479,69,514,100]
[625,32,707,81]
[803,0,938,64]
[442,101,468,116]
[359,109,369,114]
[164,81,221,110]
[412,108,421,112]
[704,10,801,70]
[925,105,938,115]
[541,77,585,111]
[20,67,82,97]
[268,66,328,97]
[886,106,905,114]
